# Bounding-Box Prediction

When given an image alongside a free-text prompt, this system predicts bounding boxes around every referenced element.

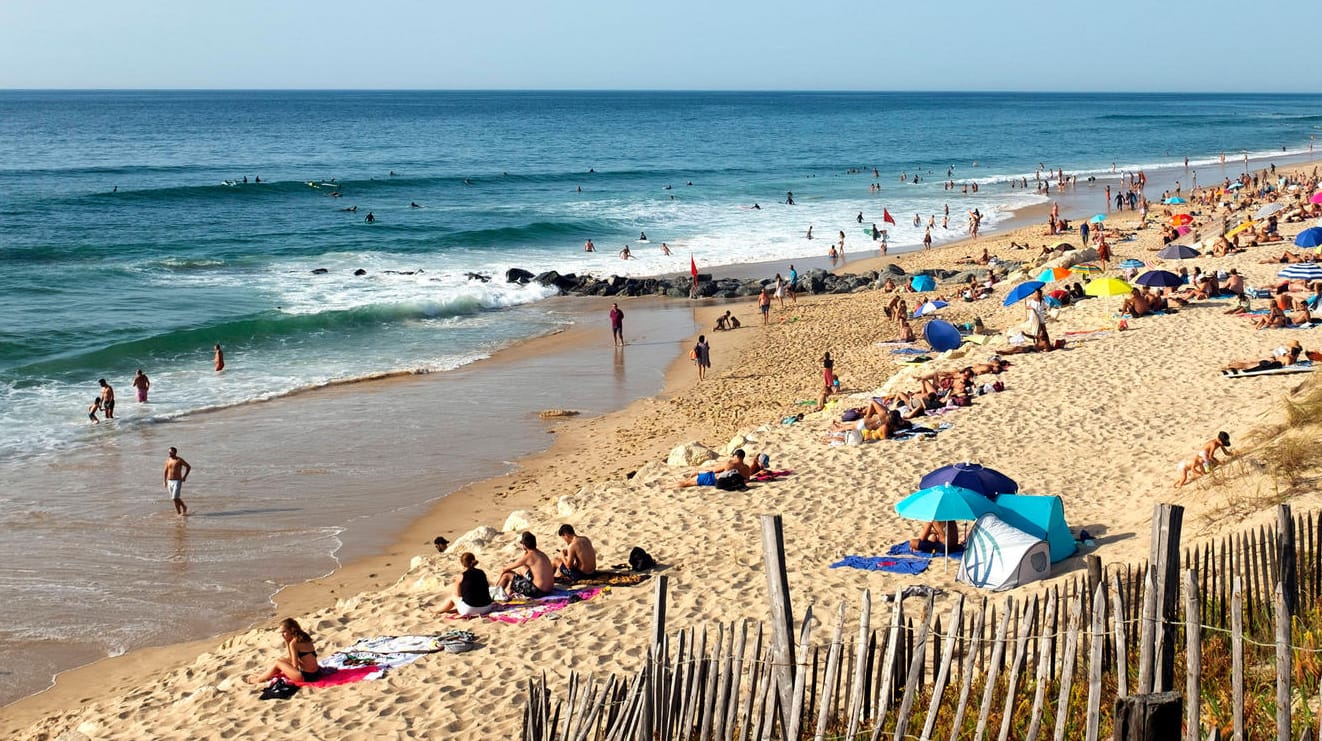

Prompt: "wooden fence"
[523,504,1322,740]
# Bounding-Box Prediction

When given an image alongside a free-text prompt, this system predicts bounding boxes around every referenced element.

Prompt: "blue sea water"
[2,91,1321,461]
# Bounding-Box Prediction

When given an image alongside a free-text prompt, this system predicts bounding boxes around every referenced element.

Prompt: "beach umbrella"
[1048,289,1069,301]
[1170,214,1193,226]
[919,462,1019,498]
[1310,192,1322,205]
[1084,277,1132,297]
[1134,270,1183,288]
[1279,263,1322,282]
[1164,197,1187,205]
[1002,280,1045,306]
[1157,243,1201,260]
[895,483,1000,569]
[1119,258,1146,270]
[1295,227,1322,248]
[1036,267,1072,282]
[913,300,948,317]
[1227,182,1244,190]
[923,319,963,352]
[1089,214,1107,223]
[1254,202,1286,219]
[910,274,937,292]
[1070,263,1102,275]
[1052,242,1076,251]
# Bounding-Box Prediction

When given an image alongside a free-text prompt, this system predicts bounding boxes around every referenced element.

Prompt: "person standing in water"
[609,303,625,347]
[163,447,192,516]
[214,344,225,372]
[131,369,150,403]
[98,379,115,419]
[693,335,711,381]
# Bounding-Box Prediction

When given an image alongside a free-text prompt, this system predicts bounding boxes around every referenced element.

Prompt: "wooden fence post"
[1183,569,1201,741]
[1111,692,1182,741]
[1279,504,1299,617]
[893,596,935,741]
[644,574,668,740]
[1052,593,1085,741]
[922,595,964,741]
[974,596,1013,741]
[1137,568,1157,695]
[759,514,796,731]
[1148,503,1184,693]
[1087,584,1107,741]
[1275,582,1291,741]
[1231,577,1244,741]
[1111,572,1128,700]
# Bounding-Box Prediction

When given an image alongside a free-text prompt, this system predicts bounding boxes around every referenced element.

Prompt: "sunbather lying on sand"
[1223,340,1303,371]
[910,520,961,553]
[673,449,753,488]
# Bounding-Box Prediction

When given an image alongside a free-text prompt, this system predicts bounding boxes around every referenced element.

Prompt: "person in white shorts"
[434,552,494,616]
[163,447,191,516]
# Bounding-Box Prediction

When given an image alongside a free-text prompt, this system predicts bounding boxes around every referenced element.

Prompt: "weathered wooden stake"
[1052,593,1084,741]
[921,596,964,741]
[845,590,872,741]
[1183,569,1201,741]
[1275,581,1291,741]
[973,596,1013,741]
[1086,584,1107,741]
[1231,577,1244,741]
[1148,503,1184,693]
[893,595,935,741]
[1111,691,1182,741]
[758,514,796,731]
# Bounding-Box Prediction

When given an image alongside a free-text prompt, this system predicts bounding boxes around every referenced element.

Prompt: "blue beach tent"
[990,494,1076,563]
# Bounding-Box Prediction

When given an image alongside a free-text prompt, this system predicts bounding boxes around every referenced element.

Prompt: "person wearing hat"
[1199,432,1232,473]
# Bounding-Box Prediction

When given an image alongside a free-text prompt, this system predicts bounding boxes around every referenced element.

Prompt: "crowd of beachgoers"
[9,161,1322,740]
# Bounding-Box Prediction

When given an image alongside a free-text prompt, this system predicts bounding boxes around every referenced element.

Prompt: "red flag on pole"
[883,208,896,225]
[690,255,698,279]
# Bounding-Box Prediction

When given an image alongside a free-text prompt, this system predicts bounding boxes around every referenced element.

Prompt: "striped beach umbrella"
[1119,259,1146,270]
[1279,263,1322,282]
[1070,263,1102,275]
[1254,202,1286,219]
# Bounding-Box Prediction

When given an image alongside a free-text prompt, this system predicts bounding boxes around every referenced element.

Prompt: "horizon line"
[2,87,1320,96]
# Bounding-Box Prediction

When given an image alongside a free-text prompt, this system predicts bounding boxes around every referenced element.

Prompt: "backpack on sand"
[629,546,657,572]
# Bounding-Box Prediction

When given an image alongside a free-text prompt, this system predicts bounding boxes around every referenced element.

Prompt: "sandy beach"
[8,161,1322,740]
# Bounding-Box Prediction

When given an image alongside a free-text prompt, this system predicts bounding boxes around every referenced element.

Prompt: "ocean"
[1,90,1320,705]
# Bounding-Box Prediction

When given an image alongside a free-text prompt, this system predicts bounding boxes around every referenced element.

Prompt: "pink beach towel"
[292,665,383,687]
[451,586,606,624]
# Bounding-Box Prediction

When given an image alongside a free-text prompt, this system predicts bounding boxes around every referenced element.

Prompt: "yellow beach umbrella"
[1084,277,1132,297]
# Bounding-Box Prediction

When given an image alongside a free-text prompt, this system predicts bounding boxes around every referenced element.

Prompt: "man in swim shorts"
[497,531,555,598]
[672,450,751,488]
[163,447,192,516]
[98,379,115,419]
[550,524,598,582]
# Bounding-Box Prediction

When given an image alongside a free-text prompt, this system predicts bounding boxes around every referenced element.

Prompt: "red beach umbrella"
[1170,214,1193,226]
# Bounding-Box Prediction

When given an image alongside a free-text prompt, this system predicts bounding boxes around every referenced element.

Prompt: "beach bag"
[714,471,745,491]
[259,678,300,701]
[840,408,863,422]
[629,547,657,572]
[844,430,863,446]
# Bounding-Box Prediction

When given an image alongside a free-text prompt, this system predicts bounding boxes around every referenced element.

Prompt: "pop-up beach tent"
[991,494,1077,563]
[957,513,1051,591]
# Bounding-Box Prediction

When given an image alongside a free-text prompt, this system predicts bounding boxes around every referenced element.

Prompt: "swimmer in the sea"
[410,202,421,208]
[364,212,375,223]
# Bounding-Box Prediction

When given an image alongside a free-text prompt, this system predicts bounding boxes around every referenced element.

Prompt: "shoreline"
[6,151,1322,736]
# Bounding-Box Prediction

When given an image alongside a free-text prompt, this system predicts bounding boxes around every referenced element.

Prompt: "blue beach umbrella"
[919,462,1019,499]
[910,274,937,292]
[913,300,948,317]
[896,483,1000,568]
[1134,270,1183,288]
[1279,263,1322,283]
[1164,197,1187,205]
[896,483,998,522]
[1089,214,1107,224]
[1157,243,1200,260]
[1002,280,1045,306]
[1119,258,1146,270]
[1295,227,1322,248]
[923,319,963,352]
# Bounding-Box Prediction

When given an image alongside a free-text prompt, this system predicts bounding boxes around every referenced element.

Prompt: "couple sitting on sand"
[433,526,598,617]
[910,520,963,554]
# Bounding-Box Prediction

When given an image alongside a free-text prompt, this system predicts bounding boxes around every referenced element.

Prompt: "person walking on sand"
[214,344,225,372]
[131,369,150,403]
[693,335,711,381]
[98,379,115,419]
[609,302,625,347]
[163,447,192,516]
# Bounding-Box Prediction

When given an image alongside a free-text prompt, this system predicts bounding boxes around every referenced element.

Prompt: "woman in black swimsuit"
[245,617,322,684]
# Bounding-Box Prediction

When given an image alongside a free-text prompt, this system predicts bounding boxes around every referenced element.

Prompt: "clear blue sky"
[3,0,1320,91]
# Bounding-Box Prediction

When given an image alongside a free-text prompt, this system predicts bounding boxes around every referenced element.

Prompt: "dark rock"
[463,272,490,282]
[881,263,907,276]
[506,268,535,284]
[353,268,367,276]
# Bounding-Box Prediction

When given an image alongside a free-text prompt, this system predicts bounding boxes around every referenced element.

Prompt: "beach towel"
[890,347,930,355]
[1222,362,1315,378]
[560,571,649,587]
[831,555,930,575]
[299,634,455,685]
[891,423,948,441]
[750,469,793,482]
[886,541,962,559]
[450,586,607,624]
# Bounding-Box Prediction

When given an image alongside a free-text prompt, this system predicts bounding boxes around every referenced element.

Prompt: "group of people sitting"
[825,359,1009,441]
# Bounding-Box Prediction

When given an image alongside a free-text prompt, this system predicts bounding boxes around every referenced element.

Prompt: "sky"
[2,1,1321,92]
